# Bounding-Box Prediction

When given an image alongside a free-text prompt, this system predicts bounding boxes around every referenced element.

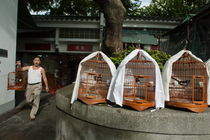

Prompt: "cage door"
[192,76,205,104]
[134,75,149,100]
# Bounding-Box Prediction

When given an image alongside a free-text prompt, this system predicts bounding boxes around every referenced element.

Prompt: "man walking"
[20,56,49,120]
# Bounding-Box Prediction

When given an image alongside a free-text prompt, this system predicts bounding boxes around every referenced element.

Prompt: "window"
[59,28,99,39]
[0,49,8,58]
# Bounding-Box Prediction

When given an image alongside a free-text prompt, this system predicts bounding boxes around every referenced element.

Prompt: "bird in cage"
[171,76,191,86]
[163,49,209,112]
[107,49,165,111]
[71,51,116,105]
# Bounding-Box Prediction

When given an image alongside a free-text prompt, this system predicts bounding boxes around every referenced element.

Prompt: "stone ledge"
[56,84,210,135]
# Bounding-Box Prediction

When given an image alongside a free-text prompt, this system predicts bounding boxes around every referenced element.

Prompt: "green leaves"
[146,49,171,71]
[110,46,136,67]
[110,47,171,71]
[122,0,142,16]
[138,0,208,18]
[26,0,100,16]
[26,0,207,17]
[26,0,142,16]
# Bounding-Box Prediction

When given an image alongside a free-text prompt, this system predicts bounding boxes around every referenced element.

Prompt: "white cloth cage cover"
[107,49,165,109]
[206,58,210,104]
[71,51,116,104]
[162,50,210,104]
[206,59,210,76]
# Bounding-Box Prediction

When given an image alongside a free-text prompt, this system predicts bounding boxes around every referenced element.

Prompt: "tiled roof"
[125,16,182,22]
[33,15,181,22]
[33,15,100,22]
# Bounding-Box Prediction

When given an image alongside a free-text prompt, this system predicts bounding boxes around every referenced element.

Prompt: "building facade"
[17,15,180,87]
[0,0,18,114]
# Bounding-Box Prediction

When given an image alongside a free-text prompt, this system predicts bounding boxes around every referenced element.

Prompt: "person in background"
[20,56,49,120]
[15,60,21,71]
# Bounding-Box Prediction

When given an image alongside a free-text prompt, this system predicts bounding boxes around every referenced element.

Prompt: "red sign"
[151,45,158,50]
[25,43,51,50]
[67,44,92,51]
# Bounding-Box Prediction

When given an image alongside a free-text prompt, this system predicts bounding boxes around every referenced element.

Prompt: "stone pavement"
[0,95,56,140]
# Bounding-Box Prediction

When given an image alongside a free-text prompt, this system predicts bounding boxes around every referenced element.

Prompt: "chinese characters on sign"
[67,44,92,51]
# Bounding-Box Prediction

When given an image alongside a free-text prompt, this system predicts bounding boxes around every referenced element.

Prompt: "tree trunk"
[94,0,126,53]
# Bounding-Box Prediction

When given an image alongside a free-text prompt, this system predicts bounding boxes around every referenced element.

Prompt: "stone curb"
[56,84,210,135]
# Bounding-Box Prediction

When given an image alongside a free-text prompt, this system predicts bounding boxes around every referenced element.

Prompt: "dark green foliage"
[110,46,171,71]
[147,49,171,71]
[122,0,142,16]
[26,0,142,16]
[110,46,136,67]
[26,0,100,16]
[26,0,208,19]
[138,0,208,18]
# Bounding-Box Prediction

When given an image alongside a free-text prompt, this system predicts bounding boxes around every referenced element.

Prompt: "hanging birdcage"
[107,49,165,111]
[163,50,209,112]
[8,71,27,90]
[71,51,116,105]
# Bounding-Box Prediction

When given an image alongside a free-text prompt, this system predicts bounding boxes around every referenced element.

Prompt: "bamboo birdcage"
[8,71,27,90]
[123,52,156,111]
[78,53,112,104]
[166,52,208,112]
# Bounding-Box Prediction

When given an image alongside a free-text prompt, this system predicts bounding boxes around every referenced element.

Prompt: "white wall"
[0,0,18,114]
